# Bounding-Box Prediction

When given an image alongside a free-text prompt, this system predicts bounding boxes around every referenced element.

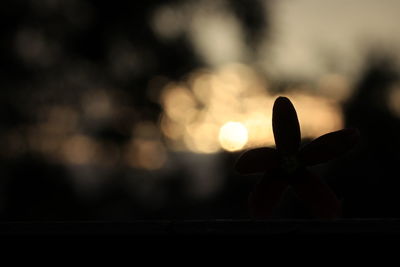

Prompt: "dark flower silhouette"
[235,96,360,219]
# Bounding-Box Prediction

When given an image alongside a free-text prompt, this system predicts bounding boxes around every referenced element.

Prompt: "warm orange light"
[185,122,220,153]
[161,84,199,123]
[158,63,344,154]
[218,122,248,152]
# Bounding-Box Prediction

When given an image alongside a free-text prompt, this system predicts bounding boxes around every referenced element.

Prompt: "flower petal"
[249,174,289,219]
[272,96,301,154]
[235,147,280,174]
[298,128,360,166]
[290,169,341,219]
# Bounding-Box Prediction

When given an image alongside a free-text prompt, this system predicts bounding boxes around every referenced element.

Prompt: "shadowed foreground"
[1,219,400,238]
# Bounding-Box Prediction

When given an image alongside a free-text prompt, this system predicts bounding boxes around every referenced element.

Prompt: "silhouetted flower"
[235,96,360,219]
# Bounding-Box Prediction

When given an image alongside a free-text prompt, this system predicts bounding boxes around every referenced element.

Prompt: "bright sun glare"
[159,63,343,154]
[218,122,248,152]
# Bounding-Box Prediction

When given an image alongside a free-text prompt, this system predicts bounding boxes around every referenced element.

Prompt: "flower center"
[280,154,299,174]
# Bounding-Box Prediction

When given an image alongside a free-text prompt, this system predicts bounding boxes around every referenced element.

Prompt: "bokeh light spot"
[218,122,248,152]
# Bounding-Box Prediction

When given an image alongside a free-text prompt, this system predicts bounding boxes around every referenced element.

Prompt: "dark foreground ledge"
[1,219,400,238]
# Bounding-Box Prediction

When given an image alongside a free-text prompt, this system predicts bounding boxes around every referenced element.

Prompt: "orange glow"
[288,93,343,138]
[243,111,274,147]
[161,84,199,123]
[219,122,248,152]
[184,122,220,154]
[318,73,352,102]
[160,115,184,140]
[159,63,344,154]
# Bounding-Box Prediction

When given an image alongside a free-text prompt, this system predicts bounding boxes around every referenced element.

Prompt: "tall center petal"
[272,97,301,155]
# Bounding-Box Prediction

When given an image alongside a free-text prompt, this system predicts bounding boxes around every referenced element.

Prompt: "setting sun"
[218,122,248,152]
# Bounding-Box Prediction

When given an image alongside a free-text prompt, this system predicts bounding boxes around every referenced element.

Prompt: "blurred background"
[1,0,400,220]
